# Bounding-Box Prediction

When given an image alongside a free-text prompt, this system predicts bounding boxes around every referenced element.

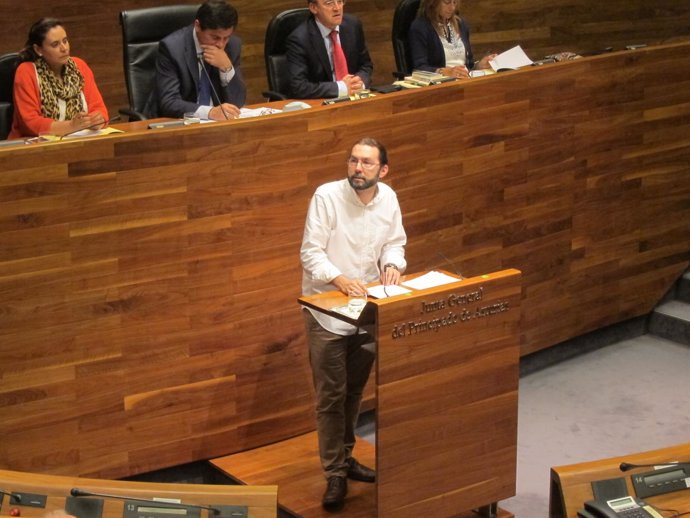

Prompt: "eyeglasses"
[347,157,380,170]
[321,0,345,7]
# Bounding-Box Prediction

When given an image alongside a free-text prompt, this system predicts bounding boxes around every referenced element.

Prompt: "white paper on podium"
[401,270,461,291]
[489,45,533,71]
[367,284,412,299]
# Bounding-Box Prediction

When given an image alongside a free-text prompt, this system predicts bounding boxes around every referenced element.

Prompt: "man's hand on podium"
[381,264,400,286]
[333,275,368,296]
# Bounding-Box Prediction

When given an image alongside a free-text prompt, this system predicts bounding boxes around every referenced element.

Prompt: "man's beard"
[348,173,379,191]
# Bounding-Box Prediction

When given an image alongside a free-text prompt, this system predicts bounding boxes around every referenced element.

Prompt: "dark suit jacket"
[408,17,474,73]
[154,25,246,118]
[285,14,373,99]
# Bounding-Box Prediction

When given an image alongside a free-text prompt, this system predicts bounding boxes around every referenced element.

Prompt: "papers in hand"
[367,284,411,299]
[489,45,533,71]
[401,270,462,291]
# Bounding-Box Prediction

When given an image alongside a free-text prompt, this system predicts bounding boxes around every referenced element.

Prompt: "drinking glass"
[183,112,201,125]
[347,284,367,315]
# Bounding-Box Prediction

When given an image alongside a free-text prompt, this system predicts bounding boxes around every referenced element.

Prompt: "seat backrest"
[263,8,311,97]
[392,0,421,75]
[0,52,21,140]
[119,4,198,117]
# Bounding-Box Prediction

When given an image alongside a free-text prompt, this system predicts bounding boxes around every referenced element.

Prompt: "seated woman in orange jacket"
[9,18,108,139]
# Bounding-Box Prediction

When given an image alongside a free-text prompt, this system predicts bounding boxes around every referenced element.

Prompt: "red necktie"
[329,30,348,81]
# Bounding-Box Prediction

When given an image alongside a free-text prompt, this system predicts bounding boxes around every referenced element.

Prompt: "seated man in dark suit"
[155,0,246,120]
[285,0,373,99]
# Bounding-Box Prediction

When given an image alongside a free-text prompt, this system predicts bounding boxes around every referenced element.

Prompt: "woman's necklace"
[438,20,453,43]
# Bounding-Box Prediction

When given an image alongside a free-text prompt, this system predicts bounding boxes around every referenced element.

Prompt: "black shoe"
[322,476,347,511]
[347,457,376,483]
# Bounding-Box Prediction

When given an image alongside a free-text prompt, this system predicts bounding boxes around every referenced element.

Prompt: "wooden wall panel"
[0,43,689,478]
[1,0,689,110]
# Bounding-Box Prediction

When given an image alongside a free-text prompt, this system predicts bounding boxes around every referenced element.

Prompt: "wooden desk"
[550,443,690,518]
[0,469,276,518]
[0,44,689,478]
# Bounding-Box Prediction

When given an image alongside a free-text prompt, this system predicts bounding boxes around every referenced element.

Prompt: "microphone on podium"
[70,488,220,515]
[436,251,463,279]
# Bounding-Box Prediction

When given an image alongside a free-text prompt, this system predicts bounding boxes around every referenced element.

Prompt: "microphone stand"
[197,54,229,120]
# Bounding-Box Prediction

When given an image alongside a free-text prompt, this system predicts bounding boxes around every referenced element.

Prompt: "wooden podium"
[299,269,521,518]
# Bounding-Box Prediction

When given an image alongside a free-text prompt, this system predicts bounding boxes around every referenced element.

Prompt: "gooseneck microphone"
[0,489,20,501]
[70,488,220,515]
[619,461,682,472]
[196,54,229,120]
[437,251,463,279]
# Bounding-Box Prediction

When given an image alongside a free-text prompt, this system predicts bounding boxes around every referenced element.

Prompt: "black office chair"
[0,53,21,140]
[263,8,311,101]
[391,0,420,78]
[119,4,199,120]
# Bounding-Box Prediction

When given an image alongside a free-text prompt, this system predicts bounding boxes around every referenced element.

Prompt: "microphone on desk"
[70,488,220,515]
[619,461,684,472]
[0,489,20,502]
[197,54,229,120]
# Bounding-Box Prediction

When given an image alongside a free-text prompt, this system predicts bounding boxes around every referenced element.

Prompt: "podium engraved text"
[391,286,511,339]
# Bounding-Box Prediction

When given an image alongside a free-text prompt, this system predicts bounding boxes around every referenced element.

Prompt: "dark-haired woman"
[9,18,108,139]
[408,0,494,79]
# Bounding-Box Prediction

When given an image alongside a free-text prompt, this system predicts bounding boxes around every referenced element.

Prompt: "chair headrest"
[264,8,311,56]
[0,53,21,103]
[121,4,199,44]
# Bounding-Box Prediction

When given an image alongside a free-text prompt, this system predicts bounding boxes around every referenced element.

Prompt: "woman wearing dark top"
[9,18,108,139]
[408,0,495,78]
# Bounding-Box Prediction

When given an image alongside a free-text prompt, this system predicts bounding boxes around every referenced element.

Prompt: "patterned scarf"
[35,57,85,120]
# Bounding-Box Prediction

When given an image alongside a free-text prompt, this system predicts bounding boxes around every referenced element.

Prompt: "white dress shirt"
[301,178,407,335]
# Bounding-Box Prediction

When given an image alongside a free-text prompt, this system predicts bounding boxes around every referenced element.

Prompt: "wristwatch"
[384,263,399,271]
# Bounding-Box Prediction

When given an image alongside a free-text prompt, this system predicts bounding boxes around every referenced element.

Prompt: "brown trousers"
[303,310,375,479]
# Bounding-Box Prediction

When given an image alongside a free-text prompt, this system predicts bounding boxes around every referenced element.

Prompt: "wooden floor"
[210,432,513,518]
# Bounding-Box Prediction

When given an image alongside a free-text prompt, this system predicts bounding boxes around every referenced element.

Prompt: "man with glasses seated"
[285,0,373,99]
[300,137,407,511]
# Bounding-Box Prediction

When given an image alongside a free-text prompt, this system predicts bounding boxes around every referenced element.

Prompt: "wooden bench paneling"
[0,44,689,478]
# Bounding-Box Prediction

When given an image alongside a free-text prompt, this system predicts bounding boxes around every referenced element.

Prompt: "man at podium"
[300,137,407,511]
